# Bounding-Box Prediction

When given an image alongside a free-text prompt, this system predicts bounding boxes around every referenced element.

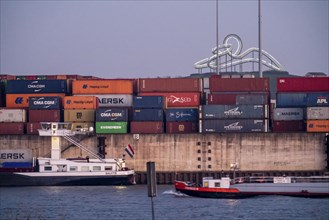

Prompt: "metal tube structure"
[216,0,219,75]
[259,0,263,78]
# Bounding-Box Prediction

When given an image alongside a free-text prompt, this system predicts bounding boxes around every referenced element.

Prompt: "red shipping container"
[29,110,61,122]
[26,122,42,134]
[272,120,305,132]
[138,92,200,108]
[138,78,201,92]
[0,74,16,80]
[166,121,198,133]
[209,76,269,92]
[130,121,164,134]
[277,77,329,92]
[208,94,237,105]
[0,122,24,134]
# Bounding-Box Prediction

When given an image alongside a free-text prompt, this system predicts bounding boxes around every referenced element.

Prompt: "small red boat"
[175,176,329,199]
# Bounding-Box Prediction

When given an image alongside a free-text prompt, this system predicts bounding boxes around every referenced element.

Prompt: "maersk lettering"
[1,153,24,160]
[99,98,124,104]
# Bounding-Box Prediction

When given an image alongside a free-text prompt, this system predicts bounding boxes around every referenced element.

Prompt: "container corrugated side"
[0,149,33,163]
[276,93,307,107]
[130,121,164,134]
[236,94,269,105]
[166,121,198,133]
[272,108,304,121]
[29,96,61,110]
[64,109,95,122]
[0,109,26,122]
[208,94,237,105]
[63,96,99,109]
[306,93,329,107]
[209,76,269,92]
[138,92,200,108]
[133,96,166,109]
[138,78,201,92]
[95,108,129,122]
[133,109,164,121]
[166,108,198,122]
[201,119,268,133]
[95,122,127,134]
[6,80,67,94]
[306,120,329,132]
[277,77,329,92]
[272,120,305,132]
[29,110,61,122]
[201,105,268,119]
[6,93,66,108]
[77,94,133,107]
[306,107,329,120]
[26,122,42,135]
[0,122,25,134]
[1,162,33,168]
[72,80,133,94]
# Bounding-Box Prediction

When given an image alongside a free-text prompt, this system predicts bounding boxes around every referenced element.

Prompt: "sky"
[0,0,328,78]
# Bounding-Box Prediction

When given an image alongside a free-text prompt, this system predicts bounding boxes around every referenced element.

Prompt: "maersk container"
[0,122,25,134]
[96,108,128,122]
[138,92,200,108]
[138,78,201,92]
[272,108,304,121]
[133,96,166,109]
[5,93,66,108]
[166,121,198,133]
[95,122,127,134]
[307,120,329,132]
[201,119,268,133]
[64,109,95,122]
[88,94,133,107]
[29,96,61,110]
[272,120,305,132]
[166,108,198,122]
[133,109,163,121]
[130,121,164,134]
[306,93,329,107]
[306,107,329,120]
[26,122,42,135]
[29,110,61,122]
[209,76,269,92]
[277,77,329,92]
[0,109,27,122]
[201,105,267,119]
[236,94,269,105]
[6,80,67,94]
[1,162,33,168]
[0,149,32,163]
[276,93,306,107]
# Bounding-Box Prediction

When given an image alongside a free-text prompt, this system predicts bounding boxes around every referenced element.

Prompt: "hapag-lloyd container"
[138,92,200,107]
[0,149,33,163]
[64,110,95,122]
[0,122,25,134]
[166,108,198,122]
[209,76,269,92]
[29,96,61,110]
[201,105,268,119]
[307,120,329,132]
[130,121,164,134]
[272,108,304,121]
[96,108,129,122]
[26,122,42,134]
[6,80,67,94]
[277,77,329,92]
[77,94,133,107]
[133,96,166,109]
[72,80,133,94]
[133,109,163,121]
[29,110,61,122]
[306,107,329,120]
[64,96,99,109]
[95,122,128,134]
[166,121,198,133]
[272,120,305,132]
[306,93,329,107]
[6,93,66,108]
[138,78,201,92]
[201,119,268,133]
[0,109,27,122]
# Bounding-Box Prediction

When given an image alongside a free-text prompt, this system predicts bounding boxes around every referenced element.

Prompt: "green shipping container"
[95,122,127,134]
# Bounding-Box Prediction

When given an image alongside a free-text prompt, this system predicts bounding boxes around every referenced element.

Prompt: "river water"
[1,185,328,220]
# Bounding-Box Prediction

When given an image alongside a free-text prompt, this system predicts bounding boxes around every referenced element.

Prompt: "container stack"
[165,108,199,133]
[201,76,270,133]
[275,77,329,132]
[0,109,26,134]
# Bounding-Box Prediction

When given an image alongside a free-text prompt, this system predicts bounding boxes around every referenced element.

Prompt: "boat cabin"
[202,177,231,189]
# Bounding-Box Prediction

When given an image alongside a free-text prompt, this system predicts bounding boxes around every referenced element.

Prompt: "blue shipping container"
[29,96,61,110]
[202,119,268,133]
[96,108,129,122]
[133,109,164,121]
[306,93,329,107]
[1,162,33,168]
[133,96,165,109]
[276,93,306,107]
[6,80,67,94]
[166,108,198,122]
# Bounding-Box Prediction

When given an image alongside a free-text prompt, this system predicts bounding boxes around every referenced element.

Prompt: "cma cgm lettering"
[29,97,61,110]
[96,108,128,122]
[138,93,200,107]
[6,80,67,94]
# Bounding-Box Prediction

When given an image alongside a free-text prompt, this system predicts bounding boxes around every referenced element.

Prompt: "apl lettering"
[317,98,328,104]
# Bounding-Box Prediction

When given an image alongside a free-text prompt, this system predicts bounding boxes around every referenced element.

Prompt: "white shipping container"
[0,109,27,122]
[307,107,329,120]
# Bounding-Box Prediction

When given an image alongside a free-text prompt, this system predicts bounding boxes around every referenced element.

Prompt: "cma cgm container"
[133,96,166,109]
[29,96,61,110]
[96,108,128,122]
[6,93,65,108]
[0,109,26,122]
[306,93,329,107]
[307,120,329,132]
[64,110,95,122]
[0,122,25,134]
[166,108,198,122]
[82,94,133,107]
[6,80,67,94]
[29,110,61,122]
[26,122,42,135]
[95,122,127,134]
[277,77,329,92]
[166,121,198,133]
[209,76,269,92]
[138,92,200,108]
[272,108,304,121]
[306,107,329,120]
[72,80,133,94]
[201,105,268,119]
[276,93,306,107]
[130,121,164,134]
[64,96,98,109]
[133,109,163,121]
[272,121,305,132]
[138,78,201,92]
[201,119,268,133]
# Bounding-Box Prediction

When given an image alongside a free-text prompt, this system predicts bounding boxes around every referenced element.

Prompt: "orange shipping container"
[306,120,329,132]
[6,93,66,108]
[72,80,133,94]
[63,96,99,109]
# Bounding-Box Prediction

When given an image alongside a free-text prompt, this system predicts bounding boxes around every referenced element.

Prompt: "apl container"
[29,96,61,110]
[96,108,129,122]
[64,110,95,122]
[95,122,127,134]
[201,105,268,119]
[166,108,198,122]
[210,76,269,92]
[133,96,166,109]
[72,80,133,94]
[64,96,99,109]
[26,122,42,135]
[201,119,268,133]
[130,121,164,134]
[0,109,27,122]
[307,120,329,132]
[0,122,25,134]
[306,93,329,107]
[138,78,201,92]
[306,107,329,120]
[276,93,307,107]
[133,109,164,121]
[5,93,66,108]
[277,77,329,92]
[272,108,304,121]
[29,110,61,122]
[272,120,305,132]
[6,80,67,94]
[86,94,133,107]
[138,92,200,108]
[166,121,198,133]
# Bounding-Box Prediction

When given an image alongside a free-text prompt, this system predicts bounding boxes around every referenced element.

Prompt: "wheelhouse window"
[105,166,113,171]
[93,166,101,171]
[44,166,52,171]
[215,182,220,187]
[81,166,89,172]
[70,166,77,171]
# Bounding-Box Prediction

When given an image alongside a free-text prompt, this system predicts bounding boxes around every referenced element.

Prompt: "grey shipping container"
[276,93,306,107]
[29,96,61,110]
[76,94,133,107]
[96,108,128,122]
[306,93,329,107]
[306,107,329,120]
[272,108,304,121]
[0,109,27,122]
[133,109,163,121]
[201,119,268,133]
[0,149,33,163]
[6,80,67,94]
[201,105,268,119]
[133,96,166,109]
[236,94,269,105]
[166,108,198,122]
